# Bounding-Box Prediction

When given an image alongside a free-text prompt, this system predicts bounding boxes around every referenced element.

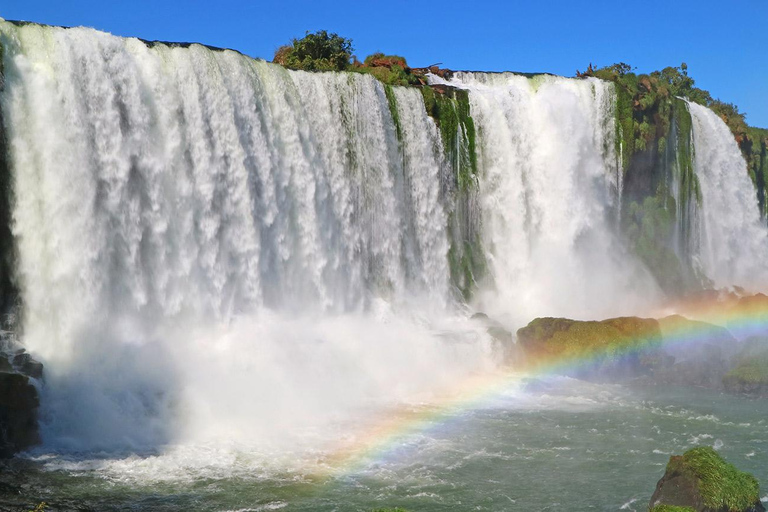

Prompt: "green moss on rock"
[650,447,764,512]
[650,506,696,512]
[383,84,402,141]
[420,84,483,300]
[516,316,663,379]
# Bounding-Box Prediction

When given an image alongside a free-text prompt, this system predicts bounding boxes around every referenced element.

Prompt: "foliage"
[352,53,421,86]
[27,503,47,512]
[666,447,761,511]
[419,87,477,189]
[272,30,353,71]
[649,506,695,512]
[582,62,765,188]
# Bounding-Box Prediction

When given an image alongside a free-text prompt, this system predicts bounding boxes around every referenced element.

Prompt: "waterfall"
[433,72,659,324]
[0,21,496,450]
[688,101,768,290]
[5,20,762,454]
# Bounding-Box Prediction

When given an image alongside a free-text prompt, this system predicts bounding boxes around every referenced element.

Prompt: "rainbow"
[320,294,768,475]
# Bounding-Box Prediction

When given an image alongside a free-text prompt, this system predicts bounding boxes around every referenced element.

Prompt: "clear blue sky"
[2,0,767,127]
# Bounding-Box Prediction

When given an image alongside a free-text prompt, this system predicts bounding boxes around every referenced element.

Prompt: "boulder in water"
[649,446,765,512]
[516,316,663,379]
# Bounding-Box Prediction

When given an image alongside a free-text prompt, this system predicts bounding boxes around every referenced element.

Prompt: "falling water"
[433,72,659,324]
[7,20,759,458]
[0,21,496,450]
[688,101,768,290]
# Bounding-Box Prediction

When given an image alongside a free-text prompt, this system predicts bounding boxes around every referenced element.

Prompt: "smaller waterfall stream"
[432,72,659,324]
[688,101,768,290]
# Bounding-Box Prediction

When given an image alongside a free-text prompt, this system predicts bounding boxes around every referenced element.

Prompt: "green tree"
[273,30,353,71]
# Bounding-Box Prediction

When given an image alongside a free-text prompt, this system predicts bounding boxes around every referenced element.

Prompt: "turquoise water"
[2,380,766,511]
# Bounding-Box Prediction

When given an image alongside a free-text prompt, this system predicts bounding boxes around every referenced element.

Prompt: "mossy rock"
[723,337,768,397]
[649,447,765,512]
[516,316,662,379]
[650,506,696,512]
[517,316,661,358]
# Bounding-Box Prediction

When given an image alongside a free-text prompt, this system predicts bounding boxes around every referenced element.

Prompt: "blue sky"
[2,0,766,127]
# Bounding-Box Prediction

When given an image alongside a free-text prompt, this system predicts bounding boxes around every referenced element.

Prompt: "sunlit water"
[2,383,765,511]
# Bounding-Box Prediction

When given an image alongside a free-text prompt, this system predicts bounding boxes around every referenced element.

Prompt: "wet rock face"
[0,350,43,457]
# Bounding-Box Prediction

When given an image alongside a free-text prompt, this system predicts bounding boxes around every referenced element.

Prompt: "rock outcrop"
[0,349,42,457]
[649,447,765,512]
[516,316,663,379]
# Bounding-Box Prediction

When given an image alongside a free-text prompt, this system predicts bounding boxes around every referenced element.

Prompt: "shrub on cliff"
[580,62,764,169]
[352,53,421,86]
[272,30,353,71]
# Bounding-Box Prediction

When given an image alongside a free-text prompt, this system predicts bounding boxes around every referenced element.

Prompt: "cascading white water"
[433,72,659,325]
[2,21,731,457]
[688,101,768,290]
[0,21,497,450]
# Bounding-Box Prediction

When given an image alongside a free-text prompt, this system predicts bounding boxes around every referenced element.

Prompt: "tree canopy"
[273,30,353,71]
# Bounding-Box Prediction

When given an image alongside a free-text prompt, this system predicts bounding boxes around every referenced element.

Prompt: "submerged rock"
[649,447,765,512]
[515,316,663,379]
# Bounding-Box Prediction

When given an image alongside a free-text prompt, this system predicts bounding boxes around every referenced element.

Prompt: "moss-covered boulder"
[516,316,662,379]
[723,337,768,397]
[649,447,765,512]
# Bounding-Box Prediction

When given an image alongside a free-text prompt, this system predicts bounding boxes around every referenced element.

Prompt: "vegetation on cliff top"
[273,31,421,85]
[273,30,354,71]
[580,62,767,215]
